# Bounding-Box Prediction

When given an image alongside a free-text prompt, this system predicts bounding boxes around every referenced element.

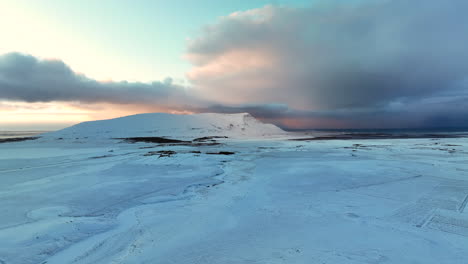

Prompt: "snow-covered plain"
[1,113,468,264]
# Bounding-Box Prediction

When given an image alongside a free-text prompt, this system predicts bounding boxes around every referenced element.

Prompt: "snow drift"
[43,112,284,140]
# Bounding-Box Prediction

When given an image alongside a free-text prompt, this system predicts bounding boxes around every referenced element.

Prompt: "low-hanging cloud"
[0,52,196,107]
[0,52,299,125]
[186,0,468,127]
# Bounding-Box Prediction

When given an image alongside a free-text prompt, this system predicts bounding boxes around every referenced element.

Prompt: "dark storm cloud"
[186,0,468,127]
[3,0,468,129]
[0,52,195,106]
[196,103,289,118]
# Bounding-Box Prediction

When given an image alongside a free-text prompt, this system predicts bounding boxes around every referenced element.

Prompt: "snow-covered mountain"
[3,113,468,263]
[43,112,285,140]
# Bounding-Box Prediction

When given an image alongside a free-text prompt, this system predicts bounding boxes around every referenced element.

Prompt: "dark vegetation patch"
[90,155,114,159]
[206,151,235,155]
[190,142,221,146]
[0,137,39,143]
[206,180,225,188]
[144,150,177,158]
[119,136,235,157]
[143,150,236,158]
[119,137,190,144]
[341,141,463,154]
[119,136,226,147]
[343,143,391,150]
[411,147,459,154]
[139,146,159,149]
[151,142,221,147]
[193,136,228,142]
[410,141,464,154]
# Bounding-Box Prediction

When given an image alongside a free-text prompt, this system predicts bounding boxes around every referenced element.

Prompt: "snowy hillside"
[43,112,285,140]
[1,121,468,263]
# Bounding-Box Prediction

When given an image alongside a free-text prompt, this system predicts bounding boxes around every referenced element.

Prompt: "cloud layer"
[187,0,468,127]
[2,0,468,129]
[0,52,195,107]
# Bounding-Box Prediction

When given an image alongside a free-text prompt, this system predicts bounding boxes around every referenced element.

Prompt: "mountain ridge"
[42,112,285,140]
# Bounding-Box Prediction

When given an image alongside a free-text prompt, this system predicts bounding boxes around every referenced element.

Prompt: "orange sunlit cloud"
[0,101,186,130]
[186,49,276,80]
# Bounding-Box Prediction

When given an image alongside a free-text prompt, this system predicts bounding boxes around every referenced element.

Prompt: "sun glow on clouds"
[187,49,276,81]
[0,101,90,129]
[0,101,183,130]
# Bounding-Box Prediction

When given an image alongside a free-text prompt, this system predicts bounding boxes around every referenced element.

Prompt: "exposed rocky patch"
[193,136,228,142]
[89,155,115,159]
[120,136,224,147]
[0,137,39,143]
[143,150,177,158]
[206,151,236,155]
[119,137,190,144]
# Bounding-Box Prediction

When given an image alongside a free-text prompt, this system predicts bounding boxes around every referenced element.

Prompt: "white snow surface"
[42,112,285,140]
[1,114,468,263]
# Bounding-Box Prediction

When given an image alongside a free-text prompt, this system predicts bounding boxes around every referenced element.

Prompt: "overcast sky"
[1,0,467,130]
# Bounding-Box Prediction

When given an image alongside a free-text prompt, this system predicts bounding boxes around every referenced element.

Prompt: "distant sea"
[285,127,468,139]
[2,128,468,140]
[289,127,468,134]
[0,131,49,139]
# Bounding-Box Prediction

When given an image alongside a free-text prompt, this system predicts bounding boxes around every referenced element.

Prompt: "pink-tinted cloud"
[186,1,468,128]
